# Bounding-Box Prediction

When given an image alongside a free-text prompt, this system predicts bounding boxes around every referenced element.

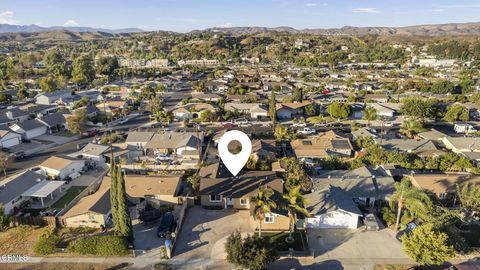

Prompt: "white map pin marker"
[218,130,252,177]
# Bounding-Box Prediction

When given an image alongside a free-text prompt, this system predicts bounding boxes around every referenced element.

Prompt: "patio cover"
[22,180,66,198]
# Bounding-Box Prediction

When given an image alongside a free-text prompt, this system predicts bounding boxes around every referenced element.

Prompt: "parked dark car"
[157,212,176,238]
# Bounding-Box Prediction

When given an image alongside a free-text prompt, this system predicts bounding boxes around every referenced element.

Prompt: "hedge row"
[67,235,128,256]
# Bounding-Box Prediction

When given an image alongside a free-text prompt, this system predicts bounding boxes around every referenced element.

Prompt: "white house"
[36,89,72,105]
[39,156,85,180]
[10,119,47,139]
[305,186,362,229]
[0,130,22,148]
[78,143,110,162]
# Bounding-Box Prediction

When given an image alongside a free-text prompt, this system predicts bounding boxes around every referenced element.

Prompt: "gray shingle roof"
[13,119,45,131]
[38,113,65,127]
[305,185,362,216]
[0,171,47,205]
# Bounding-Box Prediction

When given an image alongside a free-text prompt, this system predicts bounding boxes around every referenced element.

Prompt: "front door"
[227,198,234,207]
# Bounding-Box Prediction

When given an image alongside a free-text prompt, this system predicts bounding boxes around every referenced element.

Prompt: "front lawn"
[263,231,307,251]
[51,186,86,209]
[459,224,480,247]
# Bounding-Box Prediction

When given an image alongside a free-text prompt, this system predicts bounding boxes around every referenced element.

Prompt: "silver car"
[364,213,381,231]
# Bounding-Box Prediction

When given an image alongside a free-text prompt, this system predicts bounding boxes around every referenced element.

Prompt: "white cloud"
[352,7,381,14]
[305,3,317,7]
[221,22,233,28]
[63,19,79,27]
[0,10,17,24]
[431,8,445,12]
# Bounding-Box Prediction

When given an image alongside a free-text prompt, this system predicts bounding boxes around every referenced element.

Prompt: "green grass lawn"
[460,224,480,247]
[264,231,306,251]
[51,186,87,209]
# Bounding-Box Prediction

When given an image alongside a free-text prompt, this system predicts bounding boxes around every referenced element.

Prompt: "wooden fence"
[10,215,58,228]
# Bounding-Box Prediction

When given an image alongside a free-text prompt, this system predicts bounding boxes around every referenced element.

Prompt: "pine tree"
[109,162,119,231]
[269,89,276,128]
[115,164,134,242]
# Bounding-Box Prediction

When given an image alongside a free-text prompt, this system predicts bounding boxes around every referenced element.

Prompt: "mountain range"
[1,21,480,36]
[0,24,143,34]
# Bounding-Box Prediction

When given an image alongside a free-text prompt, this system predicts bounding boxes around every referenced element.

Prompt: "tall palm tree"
[250,187,277,236]
[362,107,378,127]
[282,185,310,242]
[400,119,424,139]
[390,178,432,231]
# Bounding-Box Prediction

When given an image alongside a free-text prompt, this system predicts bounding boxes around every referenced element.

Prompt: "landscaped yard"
[264,231,307,251]
[51,186,86,209]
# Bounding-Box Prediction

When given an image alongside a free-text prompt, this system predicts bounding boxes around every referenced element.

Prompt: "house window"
[209,194,222,202]
[240,198,248,205]
[439,192,447,199]
[265,214,274,223]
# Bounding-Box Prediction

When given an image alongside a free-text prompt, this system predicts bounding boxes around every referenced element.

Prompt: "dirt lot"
[1,263,131,270]
[0,226,45,256]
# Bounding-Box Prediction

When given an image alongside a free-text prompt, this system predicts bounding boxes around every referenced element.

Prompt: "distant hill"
[0,24,143,34]
[193,22,480,36]
[0,30,130,42]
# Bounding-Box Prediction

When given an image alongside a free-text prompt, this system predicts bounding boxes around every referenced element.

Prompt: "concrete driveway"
[307,228,411,261]
[173,206,252,261]
[133,218,166,252]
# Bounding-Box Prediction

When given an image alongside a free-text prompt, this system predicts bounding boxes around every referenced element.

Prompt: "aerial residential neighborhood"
[0,1,480,270]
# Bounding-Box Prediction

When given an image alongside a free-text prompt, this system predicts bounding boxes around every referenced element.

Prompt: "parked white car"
[292,122,307,128]
[298,127,316,135]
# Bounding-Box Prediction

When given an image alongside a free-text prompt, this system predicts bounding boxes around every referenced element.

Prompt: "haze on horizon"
[1,0,480,32]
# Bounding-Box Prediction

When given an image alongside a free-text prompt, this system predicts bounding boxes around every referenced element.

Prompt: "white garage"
[0,130,21,148]
[10,119,47,140]
[305,185,362,229]
[306,210,360,229]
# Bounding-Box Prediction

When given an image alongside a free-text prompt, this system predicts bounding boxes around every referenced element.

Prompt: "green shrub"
[381,207,396,226]
[67,235,128,256]
[33,232,61,255]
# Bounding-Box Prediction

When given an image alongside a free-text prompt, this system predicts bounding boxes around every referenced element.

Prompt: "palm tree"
[362,107,377,127]
[400,119,424,139]
[282,186,310,242]
[250,187,277,236]
[390,178,432,231]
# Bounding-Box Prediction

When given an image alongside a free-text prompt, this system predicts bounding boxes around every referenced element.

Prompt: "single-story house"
[122,175,182,205]
[10,119,47,139]
[39,156,85,180]
[276,101,312,120]
[199,162,290,231]
[36,112,66,134]
[251,140,278,161]
[381,139,444,158]
[291,131,353,160]
[144,132,203,157]
[79,143,111,162]
[311,166,395,206]
[304,185,362,229]
[36,89,72,105]
[442,137,480,154]
[0,170,47,215]
[408,173,480,201]
[0,129,22,148]
[224,103,269,119]
[62,178,111,228]
[125,131,155,150]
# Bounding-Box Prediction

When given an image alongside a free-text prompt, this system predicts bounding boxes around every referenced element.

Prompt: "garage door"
[1,136,20,148]
[306,211,359,229]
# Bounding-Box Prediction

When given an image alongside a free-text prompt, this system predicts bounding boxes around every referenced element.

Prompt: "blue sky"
[1,0,480,32]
